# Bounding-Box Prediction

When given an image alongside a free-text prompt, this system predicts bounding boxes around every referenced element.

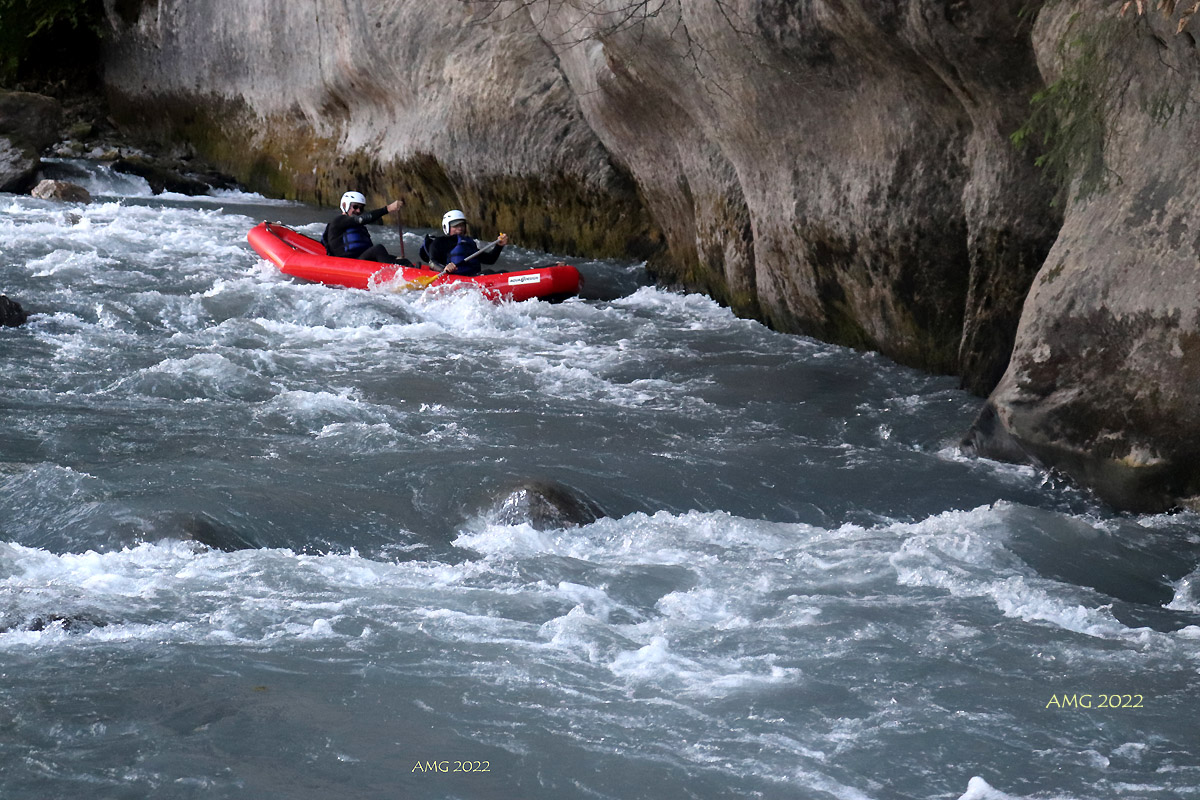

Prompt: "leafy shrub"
[1012,2,1199,202]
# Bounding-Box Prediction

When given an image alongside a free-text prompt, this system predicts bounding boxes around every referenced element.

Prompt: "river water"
[3,162,1200,800]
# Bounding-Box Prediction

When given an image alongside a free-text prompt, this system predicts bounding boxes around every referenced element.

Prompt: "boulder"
[174,512,260,551]
[0,90,62,151]
[31,178,92,203]
[111,155,212,195]
[0,137,39,193]
[0,91,63,193]
[966,3,1200,511]
[0,296,28,327]
[487,480,604,530]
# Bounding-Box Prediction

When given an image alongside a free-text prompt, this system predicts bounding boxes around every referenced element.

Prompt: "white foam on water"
[253,388,403,435]
[455,522,560,557]
[555,581,626,623]
[609,635,702,680]
[457,506,1200,695]
[512,355,672,408]
[312,420,400,445]
[58,162,155,197]
[7,191,1200,798]
[406,282,533,334]
[958,777,1025,800]
[3,460,1190,694]
[6,202,262,304]
[1166,568,1200,613]
[0,543,452,649]
[538,605,637,665]
[158,188,299,206]
[38,159,302,205]
[24,249,125,281]
[888,505,1162,641]
[954,776,1095,800]
[0,499,1197,798]
[654,586,744,628]
[116,351,275,401]
[611,285,756,330]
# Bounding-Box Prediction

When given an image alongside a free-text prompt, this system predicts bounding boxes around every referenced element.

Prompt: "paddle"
[395,205,407,262]
[440,236,504,273]
[391,235,505,292]
[465,236,503,262]
[401,272,441,290]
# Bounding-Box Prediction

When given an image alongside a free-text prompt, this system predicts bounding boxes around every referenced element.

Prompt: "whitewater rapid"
[2,164,1199,799]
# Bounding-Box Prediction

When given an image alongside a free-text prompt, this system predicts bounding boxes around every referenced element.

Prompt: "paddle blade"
[390,272,441,293]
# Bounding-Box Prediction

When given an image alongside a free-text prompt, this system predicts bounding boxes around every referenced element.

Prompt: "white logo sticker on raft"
[507,274,542,285]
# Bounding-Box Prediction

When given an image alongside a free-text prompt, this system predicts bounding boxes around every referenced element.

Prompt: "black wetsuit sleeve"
[348,207,388,225]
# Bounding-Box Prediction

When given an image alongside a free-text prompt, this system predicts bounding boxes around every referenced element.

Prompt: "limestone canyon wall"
[99,1,1200,509]
[100,0,657,258]
[100,0,1056,393]
[968,2,1200,511]
[536,0,1059,391]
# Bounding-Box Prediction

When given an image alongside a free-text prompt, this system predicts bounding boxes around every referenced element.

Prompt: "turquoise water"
[2,164,1199,799]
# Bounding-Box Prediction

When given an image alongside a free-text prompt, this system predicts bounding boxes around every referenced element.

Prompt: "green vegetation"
[0,0,107,86]
[1010,12,1133,202]
[1012,4,1198,202]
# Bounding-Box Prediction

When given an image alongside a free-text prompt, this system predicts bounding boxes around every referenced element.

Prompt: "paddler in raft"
[323,191,413,266]
[421,209,509,276]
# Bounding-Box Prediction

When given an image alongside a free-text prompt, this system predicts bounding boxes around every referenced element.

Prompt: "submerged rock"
[0,90,62,149]
[158,511,260,551]
[0,296,28,327]
[488,481,604,530]
[0,613,106,634]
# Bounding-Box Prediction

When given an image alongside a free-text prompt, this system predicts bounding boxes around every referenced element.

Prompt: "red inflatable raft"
[247,221,582,302]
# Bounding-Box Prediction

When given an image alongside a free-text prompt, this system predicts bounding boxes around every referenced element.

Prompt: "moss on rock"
[105,87,659,258]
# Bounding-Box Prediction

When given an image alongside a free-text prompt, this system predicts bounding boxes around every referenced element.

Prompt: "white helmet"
[441,209,468,234]
[340,191,367,214]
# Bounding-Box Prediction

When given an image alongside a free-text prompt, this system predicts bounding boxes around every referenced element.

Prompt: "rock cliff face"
[99,0,1057,394]
[967,2,1200,511]
[99,0,657,259]
[537,0,1060,390]
[99,0,1200,510]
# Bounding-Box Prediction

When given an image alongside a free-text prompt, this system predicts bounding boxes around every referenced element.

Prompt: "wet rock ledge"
[1,87,239,201]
